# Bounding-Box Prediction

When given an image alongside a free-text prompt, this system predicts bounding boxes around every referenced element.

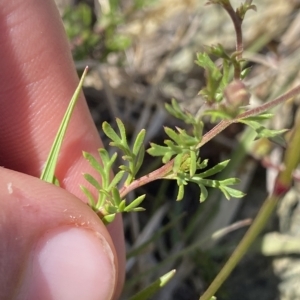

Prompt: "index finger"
[0,0,98,186]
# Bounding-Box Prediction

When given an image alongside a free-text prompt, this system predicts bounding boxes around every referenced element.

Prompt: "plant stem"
[275,109,300,195]
[119,84,300,198]
[197,83,300,148]
[222,1,243,79]
[199,107,300,300]
[119,160,174,198]
[199,194,279,300]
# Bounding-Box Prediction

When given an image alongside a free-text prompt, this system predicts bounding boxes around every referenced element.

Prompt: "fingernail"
[20,227,116,300]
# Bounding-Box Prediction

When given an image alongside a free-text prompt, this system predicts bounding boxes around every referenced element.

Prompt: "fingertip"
[20,227,116,300]
[0,168,121,300]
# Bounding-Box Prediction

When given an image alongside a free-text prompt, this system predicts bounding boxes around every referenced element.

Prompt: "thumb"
[0,168,118,300]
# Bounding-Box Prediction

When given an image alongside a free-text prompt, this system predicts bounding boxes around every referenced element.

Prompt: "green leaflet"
[82,118,147,223]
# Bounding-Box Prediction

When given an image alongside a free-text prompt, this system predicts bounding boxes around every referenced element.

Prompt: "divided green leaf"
[240,119,288,139]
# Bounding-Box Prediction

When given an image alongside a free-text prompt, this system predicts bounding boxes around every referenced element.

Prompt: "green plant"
[63,4,100,60]
[42,0,300,298]
[62,0,159,60]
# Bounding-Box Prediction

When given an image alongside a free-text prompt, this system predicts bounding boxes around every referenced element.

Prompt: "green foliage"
[103,119,146,185]
[63,0,160,58]
[105,31,132,52]
[147,126,199,164]
[236,0,257,20]
[148,102,201,166]
[165,99,204,139]
[97,8,131,53]
[196,47,249,119]
[195,52,225,103]
[98,0,158,53]
[80,97,244,221]
[240,116,288,140]
[62,2,135,59]
[166,158,245,202]
[81,119,146,223]
[198,0,256,122]
[63,4,100,60]
[195,47,249,118]
[148,100,244,201]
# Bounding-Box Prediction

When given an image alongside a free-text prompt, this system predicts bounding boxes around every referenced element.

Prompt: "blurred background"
[55,0,300,299]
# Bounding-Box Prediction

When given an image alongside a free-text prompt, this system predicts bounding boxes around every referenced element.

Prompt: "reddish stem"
[119,84,300,198]
[222,2,243,79]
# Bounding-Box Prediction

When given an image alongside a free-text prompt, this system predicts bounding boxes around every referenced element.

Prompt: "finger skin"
[0,0,125,297]
[0,168,117,299]
[0,0,98,181]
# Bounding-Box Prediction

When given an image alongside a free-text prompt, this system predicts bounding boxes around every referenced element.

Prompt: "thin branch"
[223,4,243,55]
[221,2,243,79]
[197,84,300,148]
[119,160,174,198]
[119,84,300,198]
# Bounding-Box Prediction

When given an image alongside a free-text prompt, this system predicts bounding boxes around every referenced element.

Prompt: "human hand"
[0,1,124,299]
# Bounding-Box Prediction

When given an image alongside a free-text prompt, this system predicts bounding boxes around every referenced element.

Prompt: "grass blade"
[40,67,88,183]
[129,270,176,300]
